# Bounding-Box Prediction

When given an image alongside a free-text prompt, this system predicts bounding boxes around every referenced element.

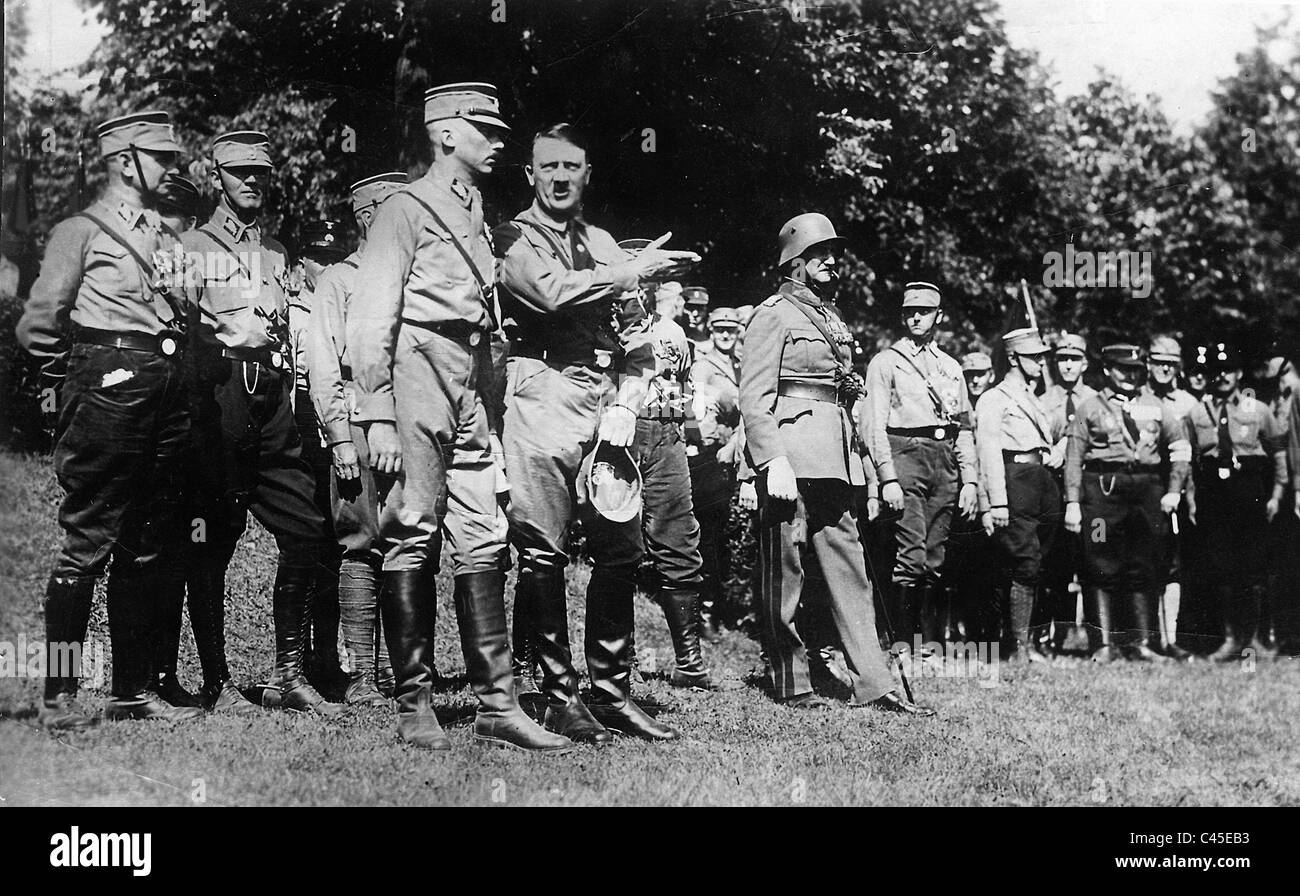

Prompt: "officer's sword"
[861,533,917,704]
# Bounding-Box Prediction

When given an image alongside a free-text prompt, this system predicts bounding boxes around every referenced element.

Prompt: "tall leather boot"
[1005,582,1042,663]
[272,557,344,715]
[527,567,610,745]
[188,545,257,714]
[104,570,203,722]
[338,556,387,706]
[585,567,679,741]
[306,546,346,699]
[655,589,713,688]
[1243,584,1275,657]
[153,578,201,707]
[1084,586,1118,663]
[380,566,448,749]
[1208,585,1243,662]
[511,572,538,696]
[453,571,574,753]
[919,582,944,649]
[1127,592,1167,662]
[37,575,96,731]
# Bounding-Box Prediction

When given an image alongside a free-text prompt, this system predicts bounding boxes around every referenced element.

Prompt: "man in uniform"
[17,111,202,727]
[976,328,1058,662]
[1254,340,1300,655]
[156,173,200,236]
[1187,344,1288,661]
[682,286,711,358]
[182,130,339,714]
[1040,333,1096,653]
[862,281,979,649]
[306,173,408,705]
[494,122,695,743]
[289,220,348,696]
[346,86,573,753]
[741,212,933,715]
[1185,344,1211,400]
[632,276,711,688]
[943,350,997,644]
[1064,345,1191,661]
[1146,336,1197,659]
[690,306,744,628]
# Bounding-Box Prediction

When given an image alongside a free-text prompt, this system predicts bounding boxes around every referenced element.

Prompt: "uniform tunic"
[17,190,190,581]
[347,169,504,574]
[975,370,1060,585]
[861,336,975,585]
[1065,387,1190,593]
[739,280,893,704]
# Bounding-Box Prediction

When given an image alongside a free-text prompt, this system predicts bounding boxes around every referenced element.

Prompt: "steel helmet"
[777,212,844,267]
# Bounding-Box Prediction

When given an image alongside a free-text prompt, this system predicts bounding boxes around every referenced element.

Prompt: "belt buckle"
[595,350,612,369]
[933,427,946,440]
[469,330,483,347]
[269,352,283,369]
[1218,466,1231,480]
[159,336,178,356]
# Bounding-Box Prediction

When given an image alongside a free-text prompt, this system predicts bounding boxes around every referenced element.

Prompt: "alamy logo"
[49,827,152,876]
[1041,244,1153,298]
[0,636,104,687]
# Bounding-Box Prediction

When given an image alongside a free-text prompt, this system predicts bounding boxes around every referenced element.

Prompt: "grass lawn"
[2,449,1298,806]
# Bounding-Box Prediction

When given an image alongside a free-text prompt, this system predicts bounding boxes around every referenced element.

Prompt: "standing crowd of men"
[17,86,1300,751]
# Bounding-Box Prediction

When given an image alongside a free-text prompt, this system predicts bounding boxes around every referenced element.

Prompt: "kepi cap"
[350,171,409,214]
[1003,327,1050,356]
[1054,333,1088,357]
[960,351,992,372]
[1148,335,1182,363]
[902,281,941,309]
[708,307,742,329]
[1102,343,1146,367]
[575,443,642,523]
[97,110,183,157]
[424,82,509,130]
[212,131,273,169]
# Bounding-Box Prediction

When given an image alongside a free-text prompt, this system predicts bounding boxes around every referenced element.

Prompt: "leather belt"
[73,326,183,358]
[1004,449,1047,465]
[777,380,838,403]
[1084,460,1159,474]
[402,318,489,346]
[512,342,613,369]
[888,424,957,440]
[222,345,285,369]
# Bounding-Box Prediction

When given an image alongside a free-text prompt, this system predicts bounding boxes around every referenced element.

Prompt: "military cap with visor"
[350,171,409,214]
[96,110,183,157]
[424,82,509,130]
[575,443,643,523]
[300,220,347,259]
[708,307,742,329]
[901,281,942,309]
[1003,327,1050,356]
[1054,333,1088,357]
[211,130,273,169]
[961,351,993,372]
[1102,343,1147,367]
[1148,335,1182,364]
[683,286,710,307]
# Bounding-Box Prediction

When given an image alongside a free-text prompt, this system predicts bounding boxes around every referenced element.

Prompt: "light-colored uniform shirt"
[182,203,292,353]
[348,170,496,423]
[286,261,316,388]
[975,370,1057,508]
[691,348,741,449]
[1064,387,1191,502]
[1043,381,1097,435]
[1186,390,1288,487]
[17,189,184,363]
[861,336,976,485]
[306,252,362,447]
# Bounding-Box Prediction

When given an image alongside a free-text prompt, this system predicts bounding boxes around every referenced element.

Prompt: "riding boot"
[306,545,345,698]
[655,588,713,688]
[1084,586,1118,662]
[338,556,386,705]
[187,543,247,707]
[526,567,610,744]
[38,575,96,731]
[1208,584,1243,662]
[153,577,201,707]
[272,556,344,715]
[380,566,447,749]
[1242,584,1275,657]
[1005,582,1042,663]
[452,571,574,753]
[104,569,203,722]
[585,566,679,741]
[919,582,944,648]
[511,571,539,696]
[1127,592,1167,662]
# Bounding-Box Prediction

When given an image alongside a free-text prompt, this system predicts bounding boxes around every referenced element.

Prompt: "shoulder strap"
[777,292,848,365]
[197,223,253,278]
[887,345,948,420]
[339,258,360,270]
[77,210,182,326]
[396,189,495,325]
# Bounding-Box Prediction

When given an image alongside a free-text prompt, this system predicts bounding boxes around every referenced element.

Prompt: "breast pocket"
[783,327,823,374]
[87,243,139,293]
